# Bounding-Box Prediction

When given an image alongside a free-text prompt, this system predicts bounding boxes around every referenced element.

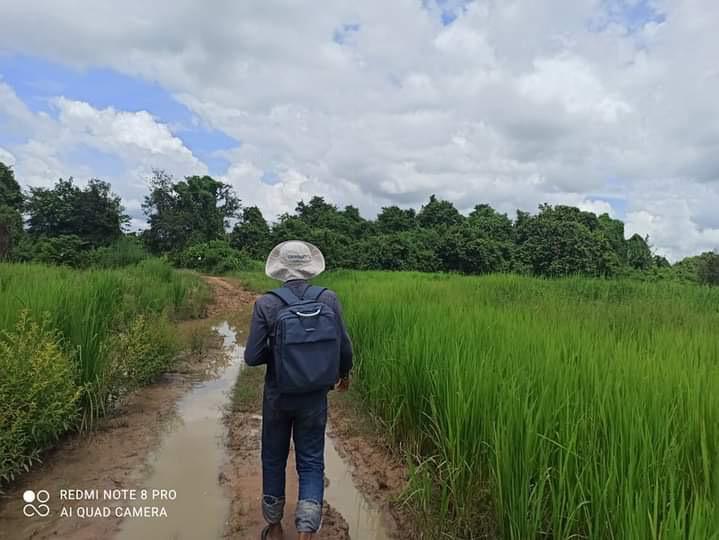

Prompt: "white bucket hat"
[265,240,326,282]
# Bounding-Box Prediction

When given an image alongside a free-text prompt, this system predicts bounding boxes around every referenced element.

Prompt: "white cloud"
[55,99,193,156]
[52,97,206,180]
[517,54,632,122]
[0,147,15,166]
[625,178,719,259]
[0,0,717,259]
[0,81,205,225]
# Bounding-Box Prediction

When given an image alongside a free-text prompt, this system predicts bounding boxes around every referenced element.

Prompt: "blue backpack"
[268,285,341,394]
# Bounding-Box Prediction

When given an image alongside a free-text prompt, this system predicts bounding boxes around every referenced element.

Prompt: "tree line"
[1,163,717,284]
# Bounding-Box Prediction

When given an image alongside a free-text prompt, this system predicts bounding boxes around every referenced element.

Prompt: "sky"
[0,0,718,261]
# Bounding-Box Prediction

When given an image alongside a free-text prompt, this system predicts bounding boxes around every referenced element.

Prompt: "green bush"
[103,315,179,402]
[8,234,149,269]
[0,314,81,484]
[0,261,210,486]
[0,261,209,420]
[89,236,149,268]
[172,240,253,274]
[32,235,92,268]
[698,252,719,286]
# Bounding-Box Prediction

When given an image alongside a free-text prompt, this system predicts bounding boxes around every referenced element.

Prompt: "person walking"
[244,240,353,540]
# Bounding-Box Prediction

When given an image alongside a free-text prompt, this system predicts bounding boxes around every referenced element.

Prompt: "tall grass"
[313,271,719,539]
[0,260,208,410]
[0,259,210,485]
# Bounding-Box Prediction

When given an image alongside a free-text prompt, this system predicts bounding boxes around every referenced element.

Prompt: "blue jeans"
[261,390,327,533]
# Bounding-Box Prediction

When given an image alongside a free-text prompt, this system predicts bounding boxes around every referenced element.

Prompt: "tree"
[0,162,23,210]
[338,205,371,239]
[416,194,464,228]
[376,206,416,234]
[437,224,507,274]
[653,255,671,269]
[697,252,719,286]
[626,234,653,271]
[302,228,355,269]
[295,196,340,228]
[0,205,23,259]
[292,196,370,240]
[597,213,627,263]
[468,204,513,242]
[273,214,352,268]
[271,200,361,268]
[670,255,705,283]
[25,177,127,248]
[143,171,240,253]
[542,204,600,231]
[354,229,441,272]
[0,163,24,259]
[271,213,313,245]
[514,204,619,277]
[229,206,271,259]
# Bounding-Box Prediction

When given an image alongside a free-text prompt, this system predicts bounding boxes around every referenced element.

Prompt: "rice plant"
[316,271,719,539]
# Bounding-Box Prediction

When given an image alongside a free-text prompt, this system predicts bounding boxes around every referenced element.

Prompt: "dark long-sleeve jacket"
[244,279,353,407]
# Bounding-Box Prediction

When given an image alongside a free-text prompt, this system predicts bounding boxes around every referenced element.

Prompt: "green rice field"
[239,271,719,539]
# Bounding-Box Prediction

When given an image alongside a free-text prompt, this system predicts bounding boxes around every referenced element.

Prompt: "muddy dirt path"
[0,276,412,540]
[218,277,409,540]
[0,277,248,540]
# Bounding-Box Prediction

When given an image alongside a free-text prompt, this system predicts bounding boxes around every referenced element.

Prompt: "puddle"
[116,320,391,540]
[324,439,392,540]
[116,321,243,540]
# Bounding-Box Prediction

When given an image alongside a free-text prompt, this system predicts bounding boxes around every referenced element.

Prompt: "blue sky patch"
[422,0,473,26]
[590,0,666,33]
[0,54,191,121]
[591,195,628,218]
[0,126,26,148]
[261,170,281,185]
[333,23,360,45]
[175,127,238,175]
[0,53,239,175]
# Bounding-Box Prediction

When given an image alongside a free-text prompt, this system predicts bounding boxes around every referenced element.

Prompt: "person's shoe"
[261,523,284,539]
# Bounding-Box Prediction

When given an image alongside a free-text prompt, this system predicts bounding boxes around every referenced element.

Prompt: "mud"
[0,277,246,540]
[222,406,351,540]
[0,276,414,540]
[221,289,403,539]
[0,330,227,540]
[326,400,413,538]
[324,435,393,540]
[116,321,243,540]
[204,276,258,318]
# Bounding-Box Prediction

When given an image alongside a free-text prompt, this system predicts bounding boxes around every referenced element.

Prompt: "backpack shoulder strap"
[268,287,301,306]
[303,285,327,302]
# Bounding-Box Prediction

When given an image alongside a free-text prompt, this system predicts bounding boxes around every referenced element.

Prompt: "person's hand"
[335,376,350,392]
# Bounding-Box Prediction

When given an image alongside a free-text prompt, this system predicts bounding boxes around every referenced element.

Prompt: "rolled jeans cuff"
[295,499,322,533]
[262,495,285,525]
